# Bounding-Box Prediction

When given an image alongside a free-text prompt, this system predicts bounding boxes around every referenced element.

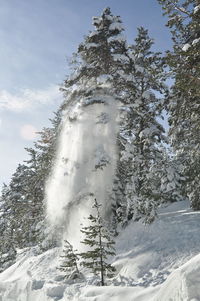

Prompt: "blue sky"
[0,0,171,187]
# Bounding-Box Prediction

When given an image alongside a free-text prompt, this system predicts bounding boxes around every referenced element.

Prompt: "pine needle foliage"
[79,199,116,286]
[59,240,80,279]
[158,0,200,209]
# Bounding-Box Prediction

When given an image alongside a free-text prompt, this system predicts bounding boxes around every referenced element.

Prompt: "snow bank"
[1,201,200,300]
[154,254,200,301]
[114,200,200,287]
[0,247,67,301]
[80,285,157,301]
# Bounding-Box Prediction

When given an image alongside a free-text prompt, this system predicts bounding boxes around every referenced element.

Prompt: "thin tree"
[79,199,116,286]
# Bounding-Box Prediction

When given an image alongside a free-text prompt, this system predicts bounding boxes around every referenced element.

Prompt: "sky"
[0,0,172,188]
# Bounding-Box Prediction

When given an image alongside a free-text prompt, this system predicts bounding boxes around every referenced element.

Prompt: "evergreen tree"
[118,27,168,224]
[158,0,200,209]
[79,199,116,286]
[60,7,131,229]
[3,164,32,248]
[59,240,80,279]
[0,106,62,269]
[0,184,16,272]
[160,152,186,203]
[26,108,62,247]
[63,7,130,95]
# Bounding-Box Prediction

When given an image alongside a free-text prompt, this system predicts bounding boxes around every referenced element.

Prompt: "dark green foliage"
[0,184,17,271]
[158,0,200,96]
[158,0,200,209]
[117,27,169,224]
[59,240,80,279]
[0,108,62,271]
[79,199,116,286]
[61,7,130,111]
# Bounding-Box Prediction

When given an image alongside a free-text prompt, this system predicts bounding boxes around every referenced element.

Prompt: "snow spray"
[45,93,118,250]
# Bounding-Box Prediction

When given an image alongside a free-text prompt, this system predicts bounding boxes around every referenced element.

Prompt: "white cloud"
[0,85,62,112]
[20,124,38,140]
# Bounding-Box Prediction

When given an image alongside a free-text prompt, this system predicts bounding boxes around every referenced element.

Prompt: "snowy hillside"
[1,200,200,300]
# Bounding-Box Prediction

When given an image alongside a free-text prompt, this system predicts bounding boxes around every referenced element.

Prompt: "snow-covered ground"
[1,200,200,301]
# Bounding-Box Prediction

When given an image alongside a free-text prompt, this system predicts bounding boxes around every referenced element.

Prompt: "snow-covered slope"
[155,254,200,301]
[1,200,200,301]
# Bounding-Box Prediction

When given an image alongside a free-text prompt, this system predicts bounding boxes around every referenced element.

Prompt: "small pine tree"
[59,240,80,279]
[79,199,116,286]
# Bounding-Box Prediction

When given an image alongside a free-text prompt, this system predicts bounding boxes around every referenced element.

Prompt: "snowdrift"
[1,200,200,300]
[155,254,200,301]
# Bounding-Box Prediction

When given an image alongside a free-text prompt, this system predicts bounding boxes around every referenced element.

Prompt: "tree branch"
[172,2,191,16]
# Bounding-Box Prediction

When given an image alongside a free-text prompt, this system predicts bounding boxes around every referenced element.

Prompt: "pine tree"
[60,6,131,124]
[0,184,16,271]
[158,0,200,209]
[0,106,62,264]
[4,164,32,248]
[59,240,80,279]
[119,27,168,224]
[63,7,130,94]
[79,199,116,286]
[59,7,131,230]
[160,151,186,203]
[26,108,62,247]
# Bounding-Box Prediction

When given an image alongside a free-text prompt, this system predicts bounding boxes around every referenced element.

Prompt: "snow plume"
[45,93,118,250]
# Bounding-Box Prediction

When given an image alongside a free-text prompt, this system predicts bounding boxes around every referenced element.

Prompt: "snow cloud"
[0,85,62,113]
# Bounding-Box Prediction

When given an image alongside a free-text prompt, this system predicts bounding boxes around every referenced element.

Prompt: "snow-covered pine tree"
[79,199,116,286]
[160,151,186,203]
[0,106,62,260]
[158,0,200,209]
[60,7,131,227]
[63,7,130,94]
[0,184,16,272]
[119,27,168,223]
[58,240,80,279]
[2,164,32,248]
[27,108,62,248]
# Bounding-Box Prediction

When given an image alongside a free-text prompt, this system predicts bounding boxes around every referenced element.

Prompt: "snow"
[88,31,98,38]
[192,38,200,46]
[182,43,191,51]
[96,74,112,85]
[80,285,157,301]
[142,90,152,100]
[1,201,200,300]
[112,54,129,63]
[84,43,98,49]
[109,22,123,32]
[194,5,200,14]
[92,17,102,26]
[45,92,118,251]
[108,34,126,43]
[135,65,145,73]
[155,254,200,301]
